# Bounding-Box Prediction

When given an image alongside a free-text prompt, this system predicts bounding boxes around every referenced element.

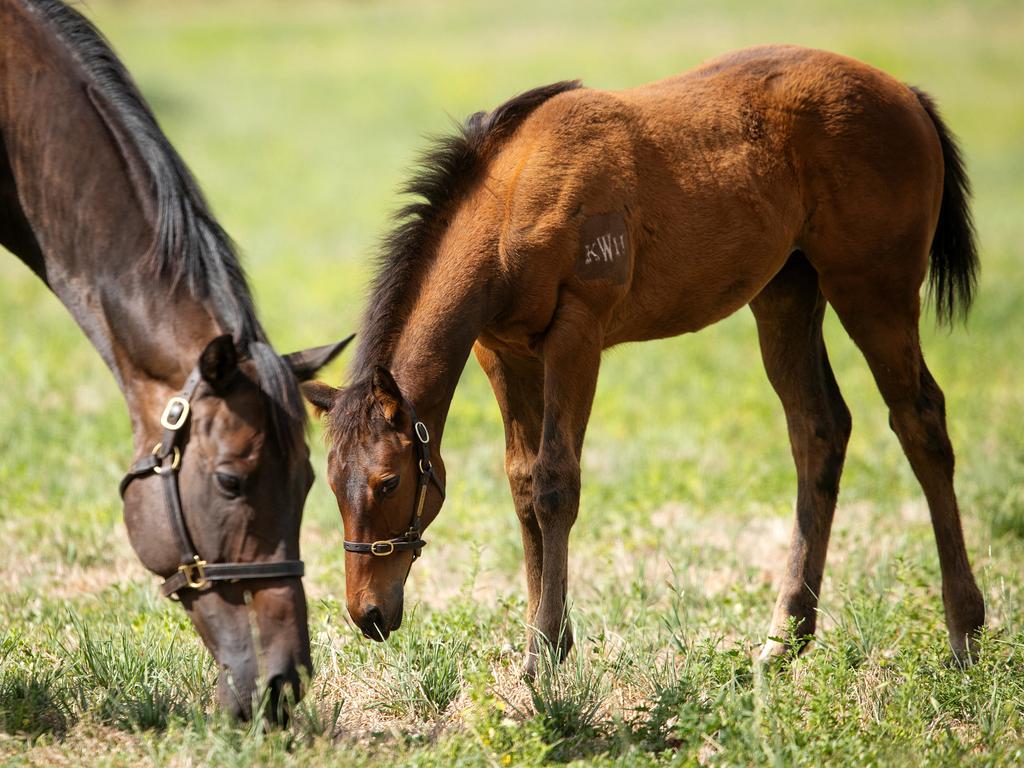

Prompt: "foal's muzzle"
[354,600,403,641]
[359,605,389,641]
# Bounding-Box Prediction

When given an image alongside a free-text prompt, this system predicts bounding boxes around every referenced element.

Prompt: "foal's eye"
[214,472,244,498]
[378,475,400,498]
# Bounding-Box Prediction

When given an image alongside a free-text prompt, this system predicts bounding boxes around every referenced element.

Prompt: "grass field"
[2,0,1024,764]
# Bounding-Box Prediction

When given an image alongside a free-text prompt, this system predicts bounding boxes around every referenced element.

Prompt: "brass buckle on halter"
[160,397,191,431]
[152,443,181,473]
[179,556,209,589]
[370,541,396,556]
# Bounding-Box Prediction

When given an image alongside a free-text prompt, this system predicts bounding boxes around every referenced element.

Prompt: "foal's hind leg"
[751,255,852,662]
[474,344,546,660]
[821,269,985,660]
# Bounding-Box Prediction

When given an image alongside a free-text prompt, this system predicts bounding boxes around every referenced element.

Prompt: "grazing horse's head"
[302,366,446,641]
[121,335,351,721]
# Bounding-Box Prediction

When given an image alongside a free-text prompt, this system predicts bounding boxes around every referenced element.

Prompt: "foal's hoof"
[756,638,790,666]
[521,631,574,681]
[948,633,982,668]
[523,652,539,682]
[756,633,812,667]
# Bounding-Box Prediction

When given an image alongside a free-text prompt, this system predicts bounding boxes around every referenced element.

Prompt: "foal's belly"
[604,240,792,346]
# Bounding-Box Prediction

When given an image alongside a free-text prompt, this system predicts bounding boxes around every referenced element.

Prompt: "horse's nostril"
[362,605,388,640]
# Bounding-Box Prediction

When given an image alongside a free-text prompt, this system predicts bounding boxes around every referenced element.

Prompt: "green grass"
[2,0,1024,764]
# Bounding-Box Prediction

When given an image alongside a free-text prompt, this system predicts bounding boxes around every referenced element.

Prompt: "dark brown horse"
[305,45,984,675]
[1,0,350,719]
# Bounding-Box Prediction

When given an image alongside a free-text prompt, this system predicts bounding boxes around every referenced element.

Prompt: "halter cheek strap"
[342,406,445,562]
[119,364,305,598]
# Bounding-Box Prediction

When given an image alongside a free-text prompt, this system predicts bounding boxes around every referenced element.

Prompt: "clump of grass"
[624,634,754,758]
[815,557,910,668]
[626,674,701,752]
[0,662,72,737]
[275,666,345,742]
[291,695,345,742]
[504,625,615,760]
[527,652,607,742]
[369,625,469,720]
[60,610,211,731]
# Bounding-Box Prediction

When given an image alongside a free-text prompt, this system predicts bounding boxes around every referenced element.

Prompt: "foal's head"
[122,335,349,721]
[303,367,445,640]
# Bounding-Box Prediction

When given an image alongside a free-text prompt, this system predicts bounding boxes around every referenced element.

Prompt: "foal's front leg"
[473,344,546,655]
[528,297,603,677]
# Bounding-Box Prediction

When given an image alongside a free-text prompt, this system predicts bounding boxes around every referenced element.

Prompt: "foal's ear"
[300,381,340,417]
[198,334,238,390]
[283,334,355,381]
[371,366,405,425]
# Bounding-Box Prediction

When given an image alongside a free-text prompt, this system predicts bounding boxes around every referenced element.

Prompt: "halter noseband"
[342,406,445,562]
[119,365,304,598]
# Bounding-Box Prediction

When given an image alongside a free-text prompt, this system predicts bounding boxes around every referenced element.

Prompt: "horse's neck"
[387,251,491,438]
[1,11,223,442]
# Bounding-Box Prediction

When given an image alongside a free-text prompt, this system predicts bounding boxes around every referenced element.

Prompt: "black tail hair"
[911,87,979,325]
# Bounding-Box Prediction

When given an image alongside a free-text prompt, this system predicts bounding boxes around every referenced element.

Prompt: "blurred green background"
[2,1,1023,765]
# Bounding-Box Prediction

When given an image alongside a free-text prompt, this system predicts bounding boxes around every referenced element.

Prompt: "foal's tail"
[912,87,979,326]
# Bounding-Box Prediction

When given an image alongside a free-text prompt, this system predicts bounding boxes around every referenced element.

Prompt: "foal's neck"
[387,243,492,440]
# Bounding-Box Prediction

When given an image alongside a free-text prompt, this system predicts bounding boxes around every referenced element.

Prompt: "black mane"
[26,0,305,448]
[349,79,582,375]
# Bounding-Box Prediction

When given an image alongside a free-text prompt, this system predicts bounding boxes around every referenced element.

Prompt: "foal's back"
[484,45,942,345]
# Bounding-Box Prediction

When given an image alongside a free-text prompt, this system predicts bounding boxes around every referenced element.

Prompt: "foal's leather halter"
[342,407,445,562]
[119,365,305,598]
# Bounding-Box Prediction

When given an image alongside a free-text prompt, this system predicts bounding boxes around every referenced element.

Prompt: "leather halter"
[119,364,304,598]
[342,406,445,562]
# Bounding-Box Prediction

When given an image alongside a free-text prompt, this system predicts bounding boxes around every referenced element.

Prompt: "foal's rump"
[635,46,945,325]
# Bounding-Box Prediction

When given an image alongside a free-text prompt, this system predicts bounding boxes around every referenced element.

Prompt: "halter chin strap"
[342,405,445,562]
[119,363,304,598]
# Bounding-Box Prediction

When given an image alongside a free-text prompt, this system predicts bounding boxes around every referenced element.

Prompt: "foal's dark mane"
[25,0,305,448]
[348,80,582,378]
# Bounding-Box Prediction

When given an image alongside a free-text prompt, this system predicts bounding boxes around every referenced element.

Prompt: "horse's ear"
[198,334,238,390]
[283,334,355,381]
[371,366,405,424]
[300,381,340,417]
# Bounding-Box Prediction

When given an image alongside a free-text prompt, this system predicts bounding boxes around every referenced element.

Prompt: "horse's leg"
[821,267,984,660]
[524,296,603,677]
[750,254,852,662]
[473,344,546,657]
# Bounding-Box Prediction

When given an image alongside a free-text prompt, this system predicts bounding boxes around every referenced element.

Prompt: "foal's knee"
[505,453,536,516]
[532,459,581,529]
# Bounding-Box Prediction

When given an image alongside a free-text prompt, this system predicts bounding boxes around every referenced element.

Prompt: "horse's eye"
[379,475,400,498]
[215,472,243,498]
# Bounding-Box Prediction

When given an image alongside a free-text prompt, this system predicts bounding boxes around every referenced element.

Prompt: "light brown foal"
[305,45,983,673]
